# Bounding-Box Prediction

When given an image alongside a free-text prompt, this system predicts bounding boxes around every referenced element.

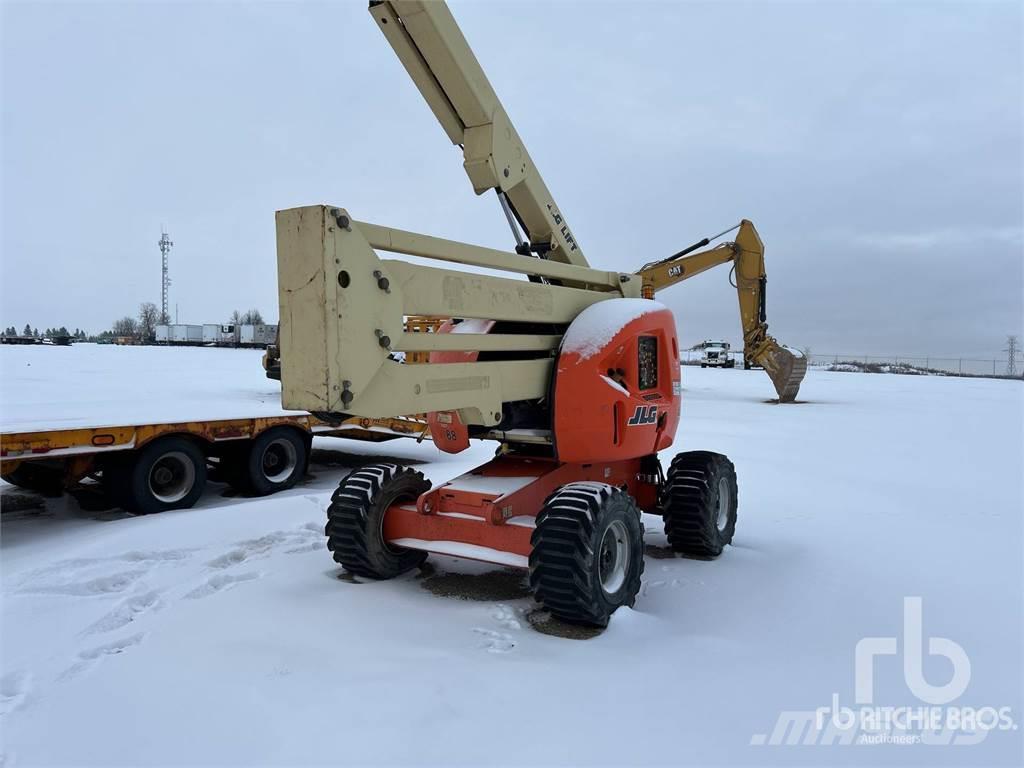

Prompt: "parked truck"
[171,325,203,344]
[239,324,277,347]
[156,323,272,348]
[202,324,222,344]
[699,340,736,368]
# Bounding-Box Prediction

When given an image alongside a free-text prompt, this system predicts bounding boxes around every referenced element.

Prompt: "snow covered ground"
[1,345,1021,766]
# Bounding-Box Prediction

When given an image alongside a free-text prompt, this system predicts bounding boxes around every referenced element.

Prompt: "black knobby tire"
[237,427,309,496]
[120,436,208,514]
[529,482,644,628]
[662,451,737,558]
[325,463,429,579]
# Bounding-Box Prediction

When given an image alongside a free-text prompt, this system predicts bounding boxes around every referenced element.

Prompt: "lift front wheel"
[662,451,738,557]
[325,464,429,579]
[529,483,644,628]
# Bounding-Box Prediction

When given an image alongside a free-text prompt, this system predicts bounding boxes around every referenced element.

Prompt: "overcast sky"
[2,1,1021,358]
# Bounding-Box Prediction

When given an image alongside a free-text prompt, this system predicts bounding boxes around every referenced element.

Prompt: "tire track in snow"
[59,634,146,681]
[12,520,325,700]
[186,521,323,599]
[10,548,196,597]
[205,523,323,569]
[185,571,262,599]
[82,590,162,635]
[0,670,32,717]
[16,569,149,597]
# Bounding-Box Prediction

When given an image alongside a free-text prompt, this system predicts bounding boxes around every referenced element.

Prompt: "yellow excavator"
[637,219,806,399]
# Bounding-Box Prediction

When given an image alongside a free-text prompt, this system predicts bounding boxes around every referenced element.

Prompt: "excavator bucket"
[761,346,807,402]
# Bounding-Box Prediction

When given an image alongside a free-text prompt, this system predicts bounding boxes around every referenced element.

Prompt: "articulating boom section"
[276,205,636,432]
[369,1,585,269]
[638,220,806,401]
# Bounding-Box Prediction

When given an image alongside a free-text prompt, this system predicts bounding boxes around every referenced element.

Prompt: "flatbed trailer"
[0,413,427,514]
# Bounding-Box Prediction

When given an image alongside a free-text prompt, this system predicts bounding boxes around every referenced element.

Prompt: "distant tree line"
[3,325,88,340]
[229,308,264,325]
[7,304,268,345]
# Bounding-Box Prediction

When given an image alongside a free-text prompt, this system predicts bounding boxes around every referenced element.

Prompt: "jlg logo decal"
[627,405,658,426]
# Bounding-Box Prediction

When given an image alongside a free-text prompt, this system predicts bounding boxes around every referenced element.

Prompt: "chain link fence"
[680,350,1022,379]
[805,354,1021,378]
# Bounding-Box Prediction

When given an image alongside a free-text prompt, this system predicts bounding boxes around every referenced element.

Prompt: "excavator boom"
[639,220,807,401]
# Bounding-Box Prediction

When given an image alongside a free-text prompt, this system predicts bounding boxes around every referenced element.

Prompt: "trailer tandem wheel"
[232,426,310,496]
[114,436,208,514]
[661,451,738,557]
[325,463,430,579]
[529,483,644,628]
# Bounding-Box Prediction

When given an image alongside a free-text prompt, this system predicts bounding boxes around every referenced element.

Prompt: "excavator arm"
[639,220,807,402]
[369,1,585,269]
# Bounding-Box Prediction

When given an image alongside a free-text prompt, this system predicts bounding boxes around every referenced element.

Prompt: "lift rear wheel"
[662,451,737,558]
[325,463,430,579]
[234,427,309,496]
[529,483,644,628]
[117,436,208,514]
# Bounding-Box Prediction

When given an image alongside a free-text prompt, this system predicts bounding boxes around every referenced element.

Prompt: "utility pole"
[158,229,173,325]
[1005,335,1020,377]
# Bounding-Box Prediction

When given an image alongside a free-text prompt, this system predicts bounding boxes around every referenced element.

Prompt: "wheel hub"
[716,476,731,531]
[598,519,629,595]
[261,438,298,483]
[148,451,196,504]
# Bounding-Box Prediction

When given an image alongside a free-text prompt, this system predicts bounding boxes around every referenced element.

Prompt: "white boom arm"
[369,0,586,268]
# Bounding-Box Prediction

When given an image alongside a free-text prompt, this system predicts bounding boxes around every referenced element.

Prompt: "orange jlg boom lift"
[275,1,805,626]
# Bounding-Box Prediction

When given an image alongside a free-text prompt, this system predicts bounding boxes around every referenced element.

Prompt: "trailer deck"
[0,344,426,511]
